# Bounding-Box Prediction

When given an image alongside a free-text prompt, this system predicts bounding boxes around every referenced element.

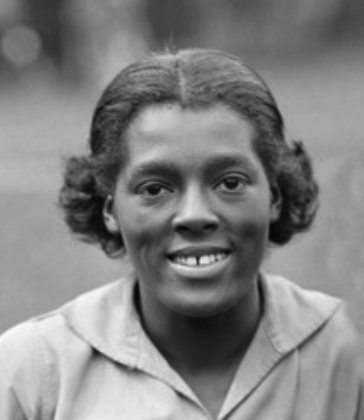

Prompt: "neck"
[137,283,262,372]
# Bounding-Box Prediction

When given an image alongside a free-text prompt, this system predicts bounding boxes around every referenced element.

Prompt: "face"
[105,104,280,318]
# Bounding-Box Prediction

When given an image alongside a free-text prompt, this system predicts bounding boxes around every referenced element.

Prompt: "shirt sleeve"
[328,307,364,420]
[336,310,364,420]
[296,304,364,420]
[355,345,364,420]
[0,380,27,420]
[0,320,54,420]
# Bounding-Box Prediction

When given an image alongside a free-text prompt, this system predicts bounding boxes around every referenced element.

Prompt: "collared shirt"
[0,273,363,419]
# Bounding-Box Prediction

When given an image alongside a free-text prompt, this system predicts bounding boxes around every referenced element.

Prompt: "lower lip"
[167,255,231,280]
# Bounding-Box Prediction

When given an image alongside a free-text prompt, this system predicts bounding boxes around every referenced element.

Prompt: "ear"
[269,183,282,222]
[103,195,119,234]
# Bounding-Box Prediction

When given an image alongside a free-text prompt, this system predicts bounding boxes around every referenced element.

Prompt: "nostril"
[203,221,218,232]
[174,219,219,235]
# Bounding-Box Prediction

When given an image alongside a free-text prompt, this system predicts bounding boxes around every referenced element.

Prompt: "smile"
[170,253,228,267]
[167,248,232,279]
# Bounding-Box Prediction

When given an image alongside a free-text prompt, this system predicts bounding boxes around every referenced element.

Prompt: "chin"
[166,293,236,319]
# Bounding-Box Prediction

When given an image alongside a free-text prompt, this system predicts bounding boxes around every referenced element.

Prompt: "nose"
[172,185,219,235]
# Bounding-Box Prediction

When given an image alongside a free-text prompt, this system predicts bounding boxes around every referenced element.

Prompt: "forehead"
[130,103,249,134]
[124,104,258,161]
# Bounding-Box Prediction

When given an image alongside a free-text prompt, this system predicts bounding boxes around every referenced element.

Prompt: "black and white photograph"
[0,1,363,418]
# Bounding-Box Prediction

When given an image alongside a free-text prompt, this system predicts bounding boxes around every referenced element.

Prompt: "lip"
[167,244,232,280]
[167,253,231,280]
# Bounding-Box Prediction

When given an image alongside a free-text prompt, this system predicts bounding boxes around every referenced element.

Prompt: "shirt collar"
[62,274,142,367]
[61,272,341,359]
[61,273,195,399]
[60,272,342,414]
[259,273,341,354]
[219,273,341,417]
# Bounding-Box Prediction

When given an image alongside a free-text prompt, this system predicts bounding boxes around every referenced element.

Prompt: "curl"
[268,140,319,245]
[58,156,123,257]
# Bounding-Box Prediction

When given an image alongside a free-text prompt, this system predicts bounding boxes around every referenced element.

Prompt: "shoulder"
[0,278,131,418]
[262,273,342,317]
[0,278,127,361]
[0,311,68,418]
[306,299,364,369]
[261,273,363,357]
[0,277,134,373]
[262,274,364,404]
[0,308,79,393]
[0,310,66,369]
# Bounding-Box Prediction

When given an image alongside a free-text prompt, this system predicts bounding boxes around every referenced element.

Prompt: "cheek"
[224,198,271,238]
[118,208,170,256]
[233,216,270,248]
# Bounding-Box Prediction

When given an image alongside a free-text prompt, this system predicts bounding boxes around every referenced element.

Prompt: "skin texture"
[104,104,281,416]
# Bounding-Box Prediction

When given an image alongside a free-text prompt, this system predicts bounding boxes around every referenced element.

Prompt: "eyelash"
[137,181,172,198]
[136,174,250,199]
[214,174,250,193]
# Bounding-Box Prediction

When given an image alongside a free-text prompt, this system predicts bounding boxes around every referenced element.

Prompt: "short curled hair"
[59,48,319,257]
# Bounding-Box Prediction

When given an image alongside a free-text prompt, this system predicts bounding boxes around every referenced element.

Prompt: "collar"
[259,273,341,354]
[61,272,342,412]
[220,273,341,417]
[61,274,192,397]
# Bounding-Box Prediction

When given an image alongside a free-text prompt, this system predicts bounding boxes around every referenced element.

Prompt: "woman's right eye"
[137,182,172,197]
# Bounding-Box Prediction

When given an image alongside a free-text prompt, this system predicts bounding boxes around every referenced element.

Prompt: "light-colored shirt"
[0,273,363,420]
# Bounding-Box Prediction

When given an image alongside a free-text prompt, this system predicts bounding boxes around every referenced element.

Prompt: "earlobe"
[270,185,282,222]
[103,195,119,234]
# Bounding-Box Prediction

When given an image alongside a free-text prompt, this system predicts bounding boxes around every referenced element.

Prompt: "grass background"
[1,47,363,334]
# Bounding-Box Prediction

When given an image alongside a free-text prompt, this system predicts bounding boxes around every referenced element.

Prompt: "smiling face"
[105,104,280,318]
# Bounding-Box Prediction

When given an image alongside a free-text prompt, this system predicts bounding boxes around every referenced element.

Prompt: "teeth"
[200,255,210,265]
[172,253,227,267]
[186,256,197,266]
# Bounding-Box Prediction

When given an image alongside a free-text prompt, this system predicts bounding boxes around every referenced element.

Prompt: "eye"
[137,181,172,197]
[215,175,249,193]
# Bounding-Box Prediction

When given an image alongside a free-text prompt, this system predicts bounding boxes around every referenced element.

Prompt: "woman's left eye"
[215,175,249,192]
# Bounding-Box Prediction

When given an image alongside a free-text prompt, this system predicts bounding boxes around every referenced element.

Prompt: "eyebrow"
[203,155,259,176]
[128,154,260,181]
[127,161,181,181]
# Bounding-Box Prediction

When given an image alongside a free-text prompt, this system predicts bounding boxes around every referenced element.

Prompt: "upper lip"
[167,245,232,258]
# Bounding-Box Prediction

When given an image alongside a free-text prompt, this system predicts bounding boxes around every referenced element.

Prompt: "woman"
[0,48,362,419]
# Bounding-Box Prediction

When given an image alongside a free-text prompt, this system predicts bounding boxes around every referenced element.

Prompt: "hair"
[59,48,319,257]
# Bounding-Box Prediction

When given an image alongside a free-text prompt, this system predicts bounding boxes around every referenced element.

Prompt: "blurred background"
[0,0,363,334]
